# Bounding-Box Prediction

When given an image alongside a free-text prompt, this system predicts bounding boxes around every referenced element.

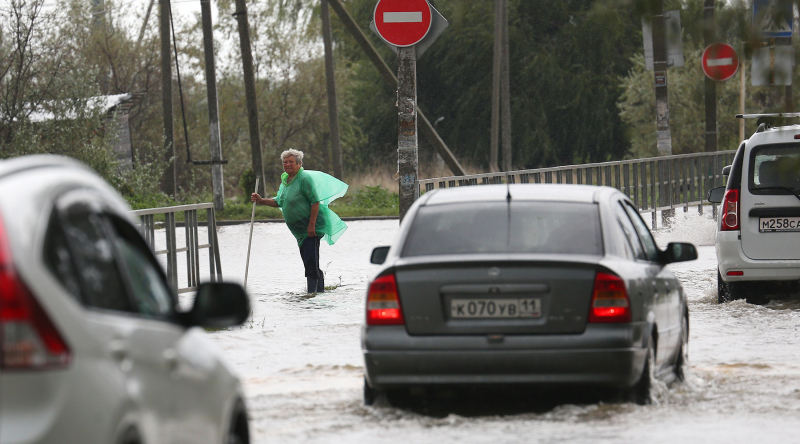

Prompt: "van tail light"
[366,274,405,326]
[720,189,740,231]
[588,272,631,323]
[0,214,70,370]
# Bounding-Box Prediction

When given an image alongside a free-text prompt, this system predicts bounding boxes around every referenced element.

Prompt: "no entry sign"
[702,43,739,81]
[374,0,432,47]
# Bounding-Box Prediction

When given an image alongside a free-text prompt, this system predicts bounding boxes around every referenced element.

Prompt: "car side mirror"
[661,242,698,265]
[185,282,250,328]
[370,246,390,264]
[722,165,732,176]
[707,186,725,204]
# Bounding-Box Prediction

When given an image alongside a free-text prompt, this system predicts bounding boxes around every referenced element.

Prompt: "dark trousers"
[299,236,324,292]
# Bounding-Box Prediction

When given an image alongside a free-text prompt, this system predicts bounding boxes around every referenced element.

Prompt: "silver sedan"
[363,184,697,406]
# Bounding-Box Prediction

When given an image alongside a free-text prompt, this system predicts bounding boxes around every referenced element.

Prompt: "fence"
[418,151,736,230]
[132,203,223,294]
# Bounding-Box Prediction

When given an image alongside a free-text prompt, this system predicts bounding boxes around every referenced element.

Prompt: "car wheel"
[628,335,655,405]
[675,312,689,382]
[717,271,731,303]
[363,378,388,407]
[226,400,249,444]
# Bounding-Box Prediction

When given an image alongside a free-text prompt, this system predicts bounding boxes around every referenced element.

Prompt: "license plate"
[759,217,800,232]
[450,298,541,319]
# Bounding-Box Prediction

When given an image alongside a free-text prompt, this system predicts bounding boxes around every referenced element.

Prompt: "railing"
[132,203,223,294]
[418,151,735,229]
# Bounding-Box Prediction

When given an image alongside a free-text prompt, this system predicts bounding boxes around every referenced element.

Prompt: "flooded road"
[171,214,800,443]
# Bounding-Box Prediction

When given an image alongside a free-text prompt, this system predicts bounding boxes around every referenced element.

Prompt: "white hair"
[280,149,304,164]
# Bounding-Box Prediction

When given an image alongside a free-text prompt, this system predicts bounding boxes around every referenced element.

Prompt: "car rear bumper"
[716,231,800,282]
[362,324,648,389]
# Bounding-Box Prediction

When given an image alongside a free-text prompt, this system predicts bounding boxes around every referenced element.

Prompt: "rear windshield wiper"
[751,186,800,202]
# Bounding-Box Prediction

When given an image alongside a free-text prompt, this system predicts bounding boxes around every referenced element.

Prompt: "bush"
[352,185,398,209]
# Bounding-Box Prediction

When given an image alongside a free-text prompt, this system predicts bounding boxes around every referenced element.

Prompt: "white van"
[709,116,800,304]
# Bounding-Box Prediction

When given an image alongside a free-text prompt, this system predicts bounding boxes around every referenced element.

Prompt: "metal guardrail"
[132,203,223,295]
[418,151,736,230]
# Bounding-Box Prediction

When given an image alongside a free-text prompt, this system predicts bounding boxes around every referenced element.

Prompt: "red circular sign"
[702,43,739,81]
[374,0,432,47]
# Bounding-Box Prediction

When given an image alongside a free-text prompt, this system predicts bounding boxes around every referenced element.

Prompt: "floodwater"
[162,212,800,443]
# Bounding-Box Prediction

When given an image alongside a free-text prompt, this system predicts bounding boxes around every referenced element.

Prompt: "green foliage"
[351,185,399,209]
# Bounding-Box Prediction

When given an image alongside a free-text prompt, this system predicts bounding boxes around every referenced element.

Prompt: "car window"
[614,202,646,260]
[623,202,659,262]
[58,202,133,312]
[749,144,800,193]
[108,216,175,319]
[43,212,82,303]
[402,201,603,257]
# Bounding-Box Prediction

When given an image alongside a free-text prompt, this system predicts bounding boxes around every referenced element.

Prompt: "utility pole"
[500,0,512,171]
[200,0,225,212]
[321,0,344,179]
[159,0,176,198]
[397,47,418,221]
[652,0,672,156]
[704,0,717,152]
[491,0,512,172]
[233,0,266,196]
[490,0,501,173]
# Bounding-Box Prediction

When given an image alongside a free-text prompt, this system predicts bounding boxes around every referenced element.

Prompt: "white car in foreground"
[0,156,250,444]
[709,116,800,304]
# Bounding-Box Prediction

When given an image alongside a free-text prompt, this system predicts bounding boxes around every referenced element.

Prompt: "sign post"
[373,0,440,221]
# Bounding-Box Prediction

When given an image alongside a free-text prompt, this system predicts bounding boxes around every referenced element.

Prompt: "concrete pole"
[704,0,717,152]
[652,0,671,156]
[500,0,512,172]
[321,0,343,179]
[201,0,225,211]
[159,0,176,198]
[490,0,501,173]
[397,47,418,222]
[233,0,266,197]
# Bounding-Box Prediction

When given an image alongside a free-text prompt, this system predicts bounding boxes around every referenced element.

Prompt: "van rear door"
[741,143,800,260]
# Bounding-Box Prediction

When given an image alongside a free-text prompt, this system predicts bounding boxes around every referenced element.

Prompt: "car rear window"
[749,144,800,194]
[402,201,603,257]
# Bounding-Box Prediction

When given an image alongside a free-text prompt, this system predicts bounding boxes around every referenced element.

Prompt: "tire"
[226,400,249,444]
[628,335,655,405]
[675,312,689,382]
[717,271,730,303]
[718,271,747,303]
[363,378,388,407]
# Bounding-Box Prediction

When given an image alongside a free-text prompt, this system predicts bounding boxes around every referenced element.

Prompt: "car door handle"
[108,340,128,362]
[163,348,179,371]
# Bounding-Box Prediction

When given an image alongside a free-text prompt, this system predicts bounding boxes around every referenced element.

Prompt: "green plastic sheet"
[274,168,348,246]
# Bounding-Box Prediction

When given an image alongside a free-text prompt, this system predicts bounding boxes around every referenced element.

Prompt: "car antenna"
[506,171,512,249]
[506,171,512,201]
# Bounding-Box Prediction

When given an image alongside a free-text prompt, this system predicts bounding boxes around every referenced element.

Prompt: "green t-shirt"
[274,168,348,246]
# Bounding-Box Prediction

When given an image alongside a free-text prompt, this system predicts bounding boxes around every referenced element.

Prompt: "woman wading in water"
[251,149,348,293]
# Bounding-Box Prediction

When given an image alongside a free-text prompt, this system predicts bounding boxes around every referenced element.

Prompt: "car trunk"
[741,144,800,260]
[395,259,599,336]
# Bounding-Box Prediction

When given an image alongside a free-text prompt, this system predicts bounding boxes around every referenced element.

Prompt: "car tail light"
[0,214,70,370]
[588,272,631,323]
[366,274,405,325]
[727,271,744,276]
[720,189,740,231]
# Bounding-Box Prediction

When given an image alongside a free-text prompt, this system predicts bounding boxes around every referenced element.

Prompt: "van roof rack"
[736,113,800,132]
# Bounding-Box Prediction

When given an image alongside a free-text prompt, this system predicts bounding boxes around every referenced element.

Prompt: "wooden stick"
[243,178,259,290]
